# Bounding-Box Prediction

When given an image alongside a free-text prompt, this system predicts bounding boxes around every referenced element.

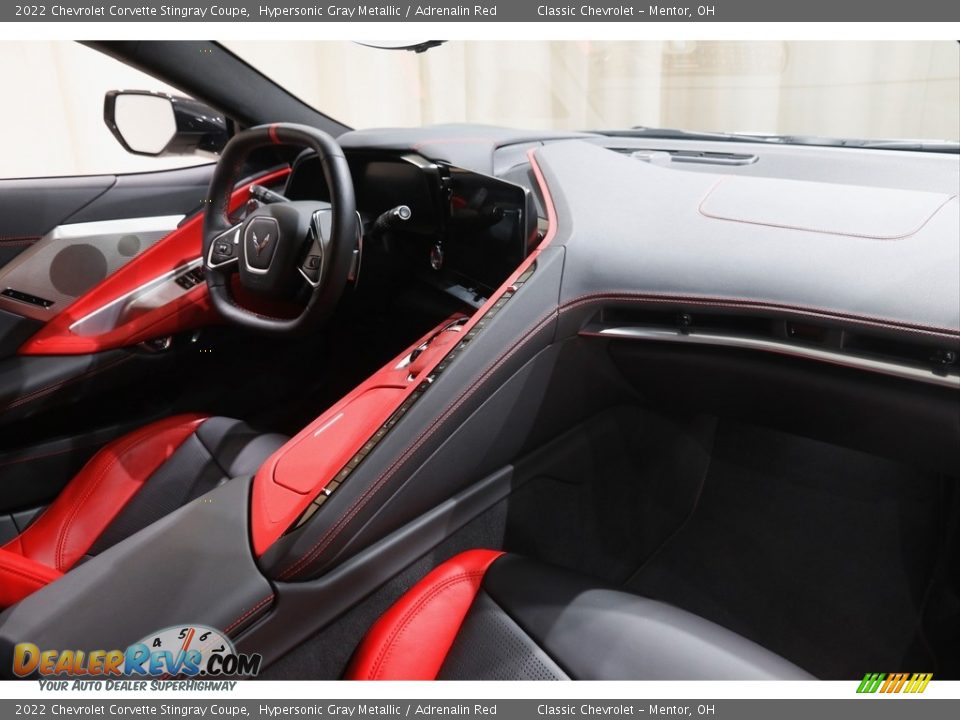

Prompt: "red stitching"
[0,561,56,586]
[367,571,484,680]
[51,417,203,570]
[278,309,558,579]
[0,236,40,246]
[278,286,958,579]
[274,142,956,578]
[52,430,160,570]
[0,442,101,468]
[224,594,273,634]
[1,354,134,412]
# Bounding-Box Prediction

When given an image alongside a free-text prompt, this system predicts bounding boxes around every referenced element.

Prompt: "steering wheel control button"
[207,225,241,269]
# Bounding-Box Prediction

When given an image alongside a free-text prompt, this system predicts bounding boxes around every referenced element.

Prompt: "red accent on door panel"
[250,149,559,556]
[345,549,503,680]
[18,168,290,355]
[3,414,206,572]
[0,548,63,609]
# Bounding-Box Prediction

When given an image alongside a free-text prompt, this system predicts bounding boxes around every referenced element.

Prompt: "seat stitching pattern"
[1,354,134,412]
[52,421,201,571]
[367,571,485,680]
[223,593,274,634]
[0,561,56,586]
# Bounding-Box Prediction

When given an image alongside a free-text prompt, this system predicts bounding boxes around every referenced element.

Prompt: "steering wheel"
[203,123,358,335]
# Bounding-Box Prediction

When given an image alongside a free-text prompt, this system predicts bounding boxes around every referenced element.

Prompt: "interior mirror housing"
[104,90,229,157]
[354,40,445,53]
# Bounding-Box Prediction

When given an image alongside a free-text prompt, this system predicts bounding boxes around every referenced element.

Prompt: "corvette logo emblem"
[251,231,272,257]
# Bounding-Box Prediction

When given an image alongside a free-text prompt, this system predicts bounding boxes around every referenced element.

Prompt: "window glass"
[227,40,960,142]
[0,41,211,179]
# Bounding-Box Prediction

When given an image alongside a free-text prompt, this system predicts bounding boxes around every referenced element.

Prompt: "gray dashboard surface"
[338,123,596,173]
[532,139,959,339]
[337,124,959,341]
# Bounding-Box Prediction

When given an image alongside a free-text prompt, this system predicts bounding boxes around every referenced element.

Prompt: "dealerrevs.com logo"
[13,625,261,679]
[857,673,933,694]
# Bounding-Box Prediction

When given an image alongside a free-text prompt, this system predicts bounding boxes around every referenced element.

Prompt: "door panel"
[65,163,215,223]
[0,163,218,512]
[0,176,115,240]
[0,214,183,322]
[0,163,216,351]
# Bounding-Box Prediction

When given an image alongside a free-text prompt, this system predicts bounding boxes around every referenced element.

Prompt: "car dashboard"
[284,150,540,306]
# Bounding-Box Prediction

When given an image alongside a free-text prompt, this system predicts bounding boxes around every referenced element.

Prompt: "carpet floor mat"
[626,418,944,679]
[503,406,949,679]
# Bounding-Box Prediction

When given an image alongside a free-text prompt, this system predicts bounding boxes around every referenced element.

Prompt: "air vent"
[600,307,775,337]
[585,306,959,388]
[612,147,759,166]
[843,333,958,373]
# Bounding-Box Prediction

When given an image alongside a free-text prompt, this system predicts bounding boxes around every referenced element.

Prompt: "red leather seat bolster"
[346,549,504,680]
[2,413,207,572]
[0,548,63,608]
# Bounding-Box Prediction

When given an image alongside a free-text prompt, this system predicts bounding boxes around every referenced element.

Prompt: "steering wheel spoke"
[297,209,331,288]
[206,223,242,271]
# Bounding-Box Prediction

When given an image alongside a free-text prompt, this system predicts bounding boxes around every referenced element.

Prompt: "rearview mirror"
[355,40,445,53]
[104,90,229,157]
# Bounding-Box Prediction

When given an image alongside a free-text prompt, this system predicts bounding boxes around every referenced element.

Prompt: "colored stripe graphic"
[857,672,932,694]
[857,673,885,693]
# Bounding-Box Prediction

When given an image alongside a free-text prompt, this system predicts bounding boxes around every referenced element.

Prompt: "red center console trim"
[250,149,558,556]
[251,314,468,554]
[18,168,290,356]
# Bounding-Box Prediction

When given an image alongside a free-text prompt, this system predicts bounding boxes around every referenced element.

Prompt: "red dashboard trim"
[18,168,290,356]
[250,149,558,556]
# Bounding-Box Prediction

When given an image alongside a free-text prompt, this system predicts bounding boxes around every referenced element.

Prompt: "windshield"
[225,40,960,144]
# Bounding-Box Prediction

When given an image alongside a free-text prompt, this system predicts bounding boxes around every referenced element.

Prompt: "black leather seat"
[347,549,812,680]
[0,414,286,608]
